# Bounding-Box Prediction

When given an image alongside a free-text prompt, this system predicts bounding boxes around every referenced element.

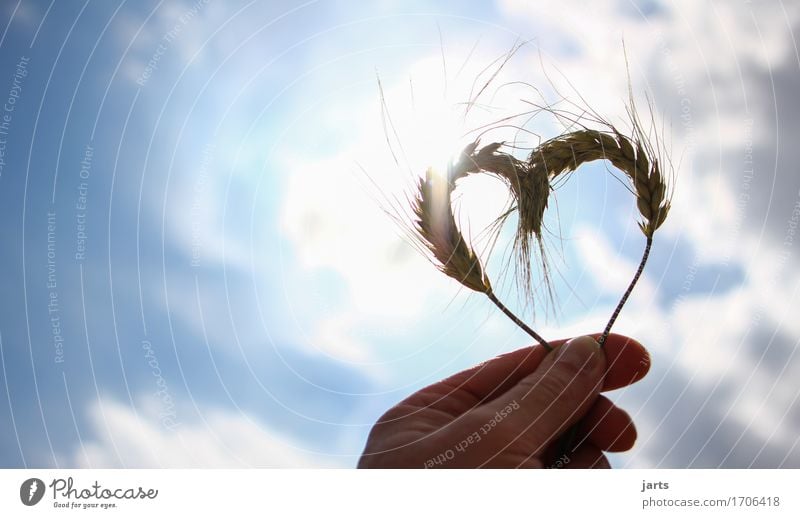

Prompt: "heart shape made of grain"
[411,124,672,349]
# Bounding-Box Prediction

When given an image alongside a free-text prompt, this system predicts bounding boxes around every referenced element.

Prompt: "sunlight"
[407,101,464,175]
[385,56,474,177]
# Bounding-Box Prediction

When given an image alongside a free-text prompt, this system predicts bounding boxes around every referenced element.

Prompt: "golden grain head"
[450,140,552,303]
[528,127,671,238]
[412,165,491,294]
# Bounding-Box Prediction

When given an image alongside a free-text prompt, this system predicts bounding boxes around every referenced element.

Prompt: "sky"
[0,0,798,468]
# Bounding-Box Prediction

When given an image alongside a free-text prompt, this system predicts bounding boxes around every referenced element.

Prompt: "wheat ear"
[450,141,553,309]
[411,145,551,350]
[529,128,670,237]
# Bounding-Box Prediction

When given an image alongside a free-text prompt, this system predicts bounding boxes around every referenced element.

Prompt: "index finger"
[435,333,649,404]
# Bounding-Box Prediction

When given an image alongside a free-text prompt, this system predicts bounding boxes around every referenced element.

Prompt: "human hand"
[358,334,650,468]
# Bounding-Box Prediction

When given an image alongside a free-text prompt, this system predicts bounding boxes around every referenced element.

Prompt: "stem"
[555,236,653,467]
[597,236,653,348]
[486,291,552,351]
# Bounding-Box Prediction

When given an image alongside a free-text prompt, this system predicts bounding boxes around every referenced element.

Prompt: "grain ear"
[412,166,492,294]
[527,127,671,238]
[410,149,550,349]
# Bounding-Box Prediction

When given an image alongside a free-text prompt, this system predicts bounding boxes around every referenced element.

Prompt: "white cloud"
[670,288,753,383]
[574,225,656,300]
[663,167,745,264]
[72,397,342,468]
[308,314,377,364]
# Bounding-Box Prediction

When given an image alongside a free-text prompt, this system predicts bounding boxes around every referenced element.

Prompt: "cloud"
[72,396,343,468]
[309,313,378,364]
[574,225,656,300]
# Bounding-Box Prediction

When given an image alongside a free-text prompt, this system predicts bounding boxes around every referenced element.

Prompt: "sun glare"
[384,56,475,178]
[409,104,464,174]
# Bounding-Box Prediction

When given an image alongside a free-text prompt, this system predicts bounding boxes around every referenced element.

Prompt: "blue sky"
[1,0,799,468]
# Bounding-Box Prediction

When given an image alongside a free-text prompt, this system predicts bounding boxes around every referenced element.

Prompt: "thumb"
[478,336,606,451]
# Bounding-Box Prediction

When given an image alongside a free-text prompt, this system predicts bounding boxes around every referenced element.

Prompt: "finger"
[578,395,637,452]
[400,333,649,418]
[433,333,647,404]
[474,336,606,454]
[412,333,650,410]
[406,341,560,408]
[597,333,650,391]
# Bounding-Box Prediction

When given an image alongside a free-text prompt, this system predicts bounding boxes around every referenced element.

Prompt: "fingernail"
[554,335,602,373]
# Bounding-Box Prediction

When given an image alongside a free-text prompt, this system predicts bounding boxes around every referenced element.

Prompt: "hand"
[358,334,650,468]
